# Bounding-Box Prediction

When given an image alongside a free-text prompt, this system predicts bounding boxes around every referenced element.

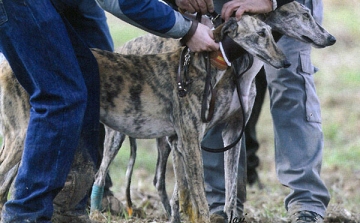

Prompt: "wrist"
[180,20,198,46]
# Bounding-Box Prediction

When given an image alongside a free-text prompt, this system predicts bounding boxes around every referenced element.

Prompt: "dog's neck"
[210,35,248,70]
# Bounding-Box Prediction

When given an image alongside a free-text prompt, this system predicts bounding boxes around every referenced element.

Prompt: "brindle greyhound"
[91,1,336,220]
[0,15,288,223]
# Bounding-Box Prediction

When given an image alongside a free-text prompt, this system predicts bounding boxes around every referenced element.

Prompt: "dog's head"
[261,1,336,48]
[213,16,290,69]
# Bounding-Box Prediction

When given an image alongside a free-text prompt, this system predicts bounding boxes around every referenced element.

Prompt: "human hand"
[176,0,214,14]
[186,23,219,52]
[221,0,273,21]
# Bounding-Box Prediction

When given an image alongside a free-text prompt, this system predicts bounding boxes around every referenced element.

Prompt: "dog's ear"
[213,18,238,42]
[222,18,239,39]
[213,23,225,42]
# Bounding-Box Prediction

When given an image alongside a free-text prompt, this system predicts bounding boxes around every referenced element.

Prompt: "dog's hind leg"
[125,136,147,217]
[167,135,184,223]
[91,126,126,212]
[0,62,30,210]
[153,137,172,217]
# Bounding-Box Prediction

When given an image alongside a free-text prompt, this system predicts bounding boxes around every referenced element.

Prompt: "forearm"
[274,0,294,9]
[96,0,191,39]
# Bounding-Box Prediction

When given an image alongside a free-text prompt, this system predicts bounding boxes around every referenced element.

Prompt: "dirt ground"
[89,166,360,223]
[89,139,360,223]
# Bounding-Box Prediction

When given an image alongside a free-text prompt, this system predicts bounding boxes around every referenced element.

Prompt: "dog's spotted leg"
[222,112,246,218]
[167,135,183,223]
[91,126,126,212]
[173,125,209,223]
[0,61,30,209]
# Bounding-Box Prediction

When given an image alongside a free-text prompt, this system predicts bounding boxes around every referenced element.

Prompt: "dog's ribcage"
[95,47,239,139]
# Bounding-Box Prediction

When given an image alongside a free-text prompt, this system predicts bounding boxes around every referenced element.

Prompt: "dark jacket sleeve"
[276,0,294,8]
[118,0,176,33]
[97,0,192,38]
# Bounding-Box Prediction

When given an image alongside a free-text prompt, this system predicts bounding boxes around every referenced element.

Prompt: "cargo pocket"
[0,0,8,26]
[299,51,322,123]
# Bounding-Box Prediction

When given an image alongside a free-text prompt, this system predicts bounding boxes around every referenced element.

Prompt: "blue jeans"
[50,0,113,51]
[0,0,112,222]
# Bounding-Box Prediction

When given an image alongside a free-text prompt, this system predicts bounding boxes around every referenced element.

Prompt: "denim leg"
[202,125,226,214]
[0,0,99,221]
[51,0,114,51]
[264,35,330,217]
[51,0,115,209]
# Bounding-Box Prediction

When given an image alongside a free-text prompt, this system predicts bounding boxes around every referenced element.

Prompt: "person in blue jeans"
[0,0,219,222]
[174,0,330,222]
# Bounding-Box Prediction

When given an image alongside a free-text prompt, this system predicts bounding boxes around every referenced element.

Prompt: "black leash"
[201,56,253,153]
[177,47,193,97]
[176,11,252,153]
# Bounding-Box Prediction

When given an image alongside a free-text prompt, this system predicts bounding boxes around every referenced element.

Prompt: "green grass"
[106,13,147,49]
[109,139,157,175]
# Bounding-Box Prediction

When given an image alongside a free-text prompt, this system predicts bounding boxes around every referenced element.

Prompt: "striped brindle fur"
[0,15,289,223]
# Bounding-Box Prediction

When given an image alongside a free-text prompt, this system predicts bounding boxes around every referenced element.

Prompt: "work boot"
[290,210,324,223]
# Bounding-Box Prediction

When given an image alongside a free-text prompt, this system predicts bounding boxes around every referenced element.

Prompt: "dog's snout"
[283,60,291,68]
[328,35,336,45]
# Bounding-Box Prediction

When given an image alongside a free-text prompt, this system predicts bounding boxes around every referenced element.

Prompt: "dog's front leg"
[173,124,210,223]
[222,112,246,218]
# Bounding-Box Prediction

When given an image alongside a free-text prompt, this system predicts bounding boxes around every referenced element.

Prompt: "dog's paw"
[210,212,228,223]
[101,194,125,216]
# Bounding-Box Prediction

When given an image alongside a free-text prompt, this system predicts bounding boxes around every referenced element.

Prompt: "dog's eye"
[303,13,310,19]
[257,30,266,37]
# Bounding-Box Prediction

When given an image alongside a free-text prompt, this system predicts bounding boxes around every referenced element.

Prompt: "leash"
[200,11,223,122]
[177,13,203,97]
[201,51,217,122]
[201,56,253,153]
[177,47,193,97]
[207,11,224,28]
[176,12,251,153]
[200,20,253,152]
